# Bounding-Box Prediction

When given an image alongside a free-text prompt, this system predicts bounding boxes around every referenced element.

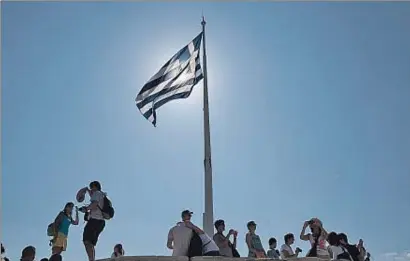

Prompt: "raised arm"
[214,234,229,248]
[232,232,237,248]
[71,207,79,225]
[184,221,204,234]
[300,221,310,241]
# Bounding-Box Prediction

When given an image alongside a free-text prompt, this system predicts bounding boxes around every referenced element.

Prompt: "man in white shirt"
[280,233,302,259]
[167,210,194,256]
[82,181,106,261]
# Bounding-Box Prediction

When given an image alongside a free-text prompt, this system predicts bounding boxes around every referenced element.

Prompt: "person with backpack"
[80,181,114,261]
[339,233,362,261]
[49,202,79,255]
[327,232,353,261]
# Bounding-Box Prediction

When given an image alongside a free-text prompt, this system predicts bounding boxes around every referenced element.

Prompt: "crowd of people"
[166,211,372,261]
[1,181,372,261]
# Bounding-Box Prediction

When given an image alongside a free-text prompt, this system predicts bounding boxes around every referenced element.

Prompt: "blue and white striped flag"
[136,32,204,126]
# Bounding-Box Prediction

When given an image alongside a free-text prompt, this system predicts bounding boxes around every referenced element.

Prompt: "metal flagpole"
[201,16,214,237]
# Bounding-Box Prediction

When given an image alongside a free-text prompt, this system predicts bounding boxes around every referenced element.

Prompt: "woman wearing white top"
[300,218,329,259]
[184,221,220,256]
[327,232,352,261]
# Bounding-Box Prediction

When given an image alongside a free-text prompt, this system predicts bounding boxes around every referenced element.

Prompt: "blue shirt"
[58,214,72,236]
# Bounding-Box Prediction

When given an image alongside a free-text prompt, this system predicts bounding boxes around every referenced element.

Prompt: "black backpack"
[187,231,203,257]
[337,247,353,260]
[98,195,115,220]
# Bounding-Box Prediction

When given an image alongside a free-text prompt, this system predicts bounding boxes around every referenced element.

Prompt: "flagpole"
[201,16,214,237]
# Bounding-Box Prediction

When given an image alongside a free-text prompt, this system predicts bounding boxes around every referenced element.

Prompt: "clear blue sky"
[2,2,410,261]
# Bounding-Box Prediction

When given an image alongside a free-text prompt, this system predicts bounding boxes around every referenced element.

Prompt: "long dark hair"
[63,202,74,217]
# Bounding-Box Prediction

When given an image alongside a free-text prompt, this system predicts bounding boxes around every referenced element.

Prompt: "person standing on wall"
[80,181,108,261]
[50,202,79,255]
[245,221,266,258]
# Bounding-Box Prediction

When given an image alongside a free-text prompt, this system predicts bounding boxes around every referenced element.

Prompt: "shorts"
[83,218,105,246]
[53,233,68,251]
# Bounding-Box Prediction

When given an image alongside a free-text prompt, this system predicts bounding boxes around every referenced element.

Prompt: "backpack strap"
[96,192,106,211]
[203,239,213,248]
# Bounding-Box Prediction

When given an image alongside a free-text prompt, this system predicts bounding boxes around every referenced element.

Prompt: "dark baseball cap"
[181,210,193,217]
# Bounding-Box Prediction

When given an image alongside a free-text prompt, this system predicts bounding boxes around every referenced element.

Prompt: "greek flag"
[136,32,204,126]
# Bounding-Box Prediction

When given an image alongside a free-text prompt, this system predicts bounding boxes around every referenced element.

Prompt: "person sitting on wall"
[267,237,280,259]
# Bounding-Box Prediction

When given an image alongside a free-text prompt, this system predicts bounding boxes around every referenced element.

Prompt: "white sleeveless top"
[309,234,329,257]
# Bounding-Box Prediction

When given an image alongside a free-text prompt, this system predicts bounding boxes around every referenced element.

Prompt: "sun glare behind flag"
[136,32,204,126]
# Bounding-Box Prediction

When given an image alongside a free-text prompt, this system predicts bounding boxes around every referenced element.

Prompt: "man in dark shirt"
[339,233,360,261]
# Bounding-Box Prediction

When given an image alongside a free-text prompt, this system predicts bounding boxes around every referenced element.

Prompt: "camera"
[296,247,302,253]
[78,206,87,213]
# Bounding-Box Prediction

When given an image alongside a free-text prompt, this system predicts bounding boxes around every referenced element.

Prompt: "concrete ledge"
[98,256,189,261]
[97,257,333,261]
[192,258,329,261]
